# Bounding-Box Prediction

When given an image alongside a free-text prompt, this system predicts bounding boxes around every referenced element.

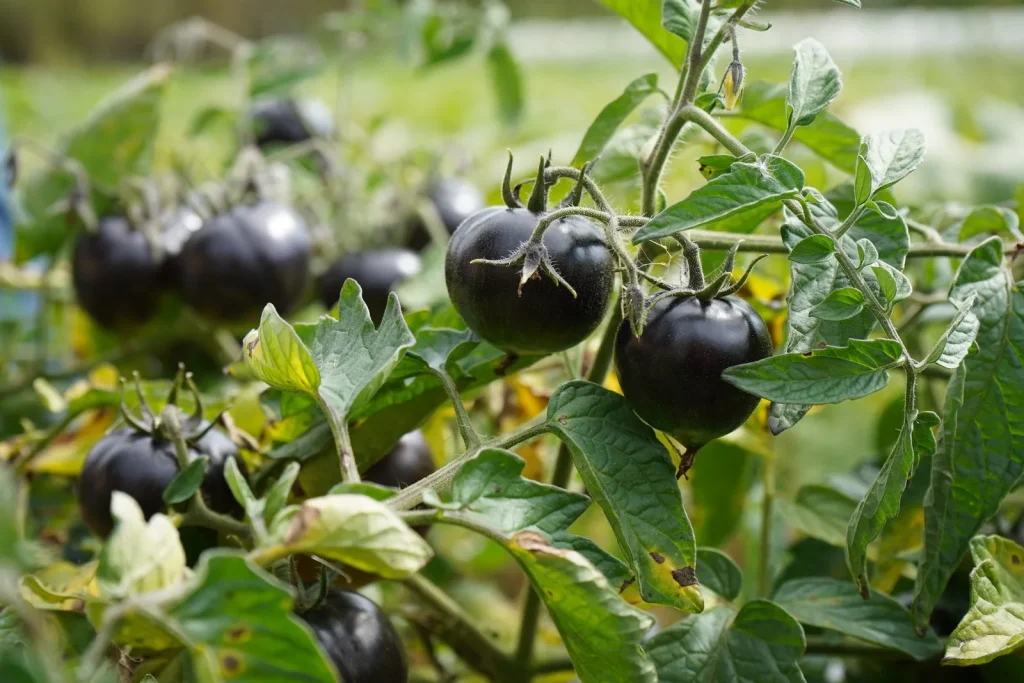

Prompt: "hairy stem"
[433,368,480,449]
[316,395,360,483]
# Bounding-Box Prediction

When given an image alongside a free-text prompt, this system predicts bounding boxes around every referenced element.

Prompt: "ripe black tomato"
[248,98,334,148]
[614,295,772,452]
[408,178,485,250]
[177,201,311,322]
[445,207,613,355]
[362,430,435,490]
[301,590,408,683]
[72,216,165,330]
[318,248,421,324]
[77,425,246,538]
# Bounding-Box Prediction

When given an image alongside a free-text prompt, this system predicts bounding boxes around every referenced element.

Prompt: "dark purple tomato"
[177,201,311,322]
[318,248,421,324]
[445,207,614,355]
[249,98,334,148]
[77,425,246,538]
[301,590,408,683]
[362,431,435,489]
[72,216,165,330]
[614,295,772,452]
[408,178,485,250]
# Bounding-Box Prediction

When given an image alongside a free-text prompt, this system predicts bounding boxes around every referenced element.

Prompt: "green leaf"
[450,449,590,536]
[266,494,431,578]
[224,457,259,511]
[914,237,1024,629]
[788,234,835,264]
[163,552,336,683]
[310,281,416,419]
[634,156,805,243]
[846,411,940,593]
[547,381,702,612]
[774,577,942,660]
[723,338,904,405]
[776,484,858,548]
[786,38,842,128]
[690,440,757,548]
[573,73,659,166]
[859,129,927,197]
[697,548,742,601]
[263,462,301,523]
[647,600,807,682]
[944,536,1024,666]
[595,0,687,67]
[854,155,873,205]
[735,80,861,172]
[872,264,897,303]
[488,42,524,126]
[508,531,657,682]
[96,493,185,599]
[404,327,479,374]
[548,532,633,590]
[661,0,700,43]
[959,206,1023,243]
[922,293,979,370]
[162,456,209,506]
[810,287,864,321]
[243,305,321,396]
[856,237,879,269]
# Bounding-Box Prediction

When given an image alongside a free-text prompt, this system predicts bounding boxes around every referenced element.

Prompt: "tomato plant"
[2,1,1024,683]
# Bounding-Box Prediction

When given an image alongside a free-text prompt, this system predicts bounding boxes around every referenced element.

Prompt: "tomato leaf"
[774,577,942,660]
[857,129,926,198]
[921,293,979,370]
[724,338,904,405]
[660,0,702,43]
[786,38,842,128]
[647,600,806,682]
[243,305,321,395]
[594,0,687,67]
[488,41,524,126]
[846,410,940,594]
[162,456,209,506]
[913,237,1024,630]
[633,156,805,243]
[776,484,858,548]
[810,287,864,321]
[788,234,835,264]
[96,493,185,600]
[546,381,702,613]
[944,536,1024,666]
[696,548,742,602]
[958,206,1023,243]
[573,73,659,166]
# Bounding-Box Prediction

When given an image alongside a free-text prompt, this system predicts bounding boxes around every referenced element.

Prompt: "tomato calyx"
[119,364,221,447]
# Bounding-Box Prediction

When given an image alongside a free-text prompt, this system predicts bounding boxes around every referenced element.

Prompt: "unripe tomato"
[445,207,613,355]
[614,295,772,452]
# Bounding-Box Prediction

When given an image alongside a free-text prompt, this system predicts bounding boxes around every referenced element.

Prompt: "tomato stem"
[315,395,361,484]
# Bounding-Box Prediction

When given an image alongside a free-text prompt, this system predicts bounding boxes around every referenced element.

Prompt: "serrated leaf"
[959,206,1023,243]
[488,42,524,126]
[846,410,940,594]
[860,129,926,197]
[914,238,1024,629]
[735,80,861,172]
[923,293,980,369]
[97,493,185,599]
[944,536,1024,666]
[789,234,835,264]
[162,552,335,683]
[243,305,321,396]
[787,38,842,128]
[266,494,431,578]
[724,338,904,405]
[647,600,807,682]
[661,0,700,42]
[162,456,209,506]
[697,548,742,601]
[450,449,589,536]
[774,577,941,660]
[595,0,687,67]
[573,73,658,166]
[546,381,702,612]
[810,287,864,321]
[634,156,804,243]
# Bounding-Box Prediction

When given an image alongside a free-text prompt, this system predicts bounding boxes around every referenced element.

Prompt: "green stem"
[13,410,80,473]
[433,368,480,449]
[514,589,544,679]
[316,395,360,483]
[679,0,714,106]
[695,1,759,78]
[772,125,797,156]
[759,454,776,598]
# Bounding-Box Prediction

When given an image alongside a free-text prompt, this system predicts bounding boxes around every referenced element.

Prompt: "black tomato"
[177,201,311,323]
[408,178,485,250]
[248,98,334,148]
[362,430,435,489]
[77,425,246,538]
[445,207,614,355]
[614,295,772,452]
[318,248,421,324]
[71,216,165,330]
[301,590,408,683]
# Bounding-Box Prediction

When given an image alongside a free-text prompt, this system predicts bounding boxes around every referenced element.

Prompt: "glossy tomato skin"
[177,201,311,322]
[614,295,772,451]
[302,590,408,683]
[249,98,334,148]
[72,216,165,330]
[363,430,435,489]
[318,248,421,324]
[408,178,485,250]
[77,425,246,538]
[445,207,614,355]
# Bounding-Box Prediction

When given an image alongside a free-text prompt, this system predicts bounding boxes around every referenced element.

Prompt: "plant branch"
[432,368,480,450]
[679,0,714,106]
[315,395,360,483]
[696,2,759,80]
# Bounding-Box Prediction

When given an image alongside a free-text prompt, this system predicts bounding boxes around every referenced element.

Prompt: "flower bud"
[723,60,746,111]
